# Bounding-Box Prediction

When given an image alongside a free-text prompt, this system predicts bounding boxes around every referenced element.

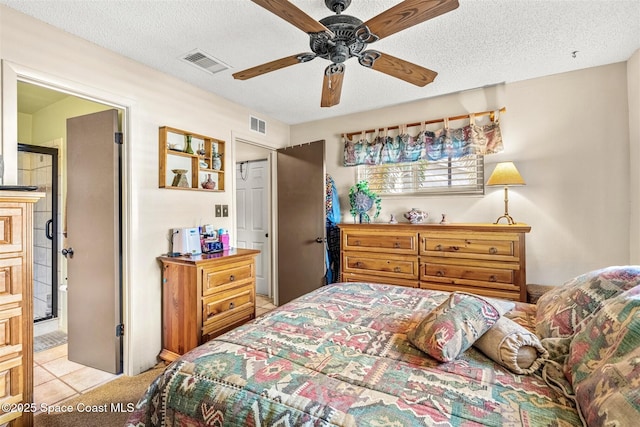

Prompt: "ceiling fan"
[232,0,459,107]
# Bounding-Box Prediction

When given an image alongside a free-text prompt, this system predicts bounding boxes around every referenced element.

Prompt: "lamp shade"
[487,162,525,186]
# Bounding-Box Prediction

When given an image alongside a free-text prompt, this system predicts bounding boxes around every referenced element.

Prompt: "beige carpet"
[34,365,165,427]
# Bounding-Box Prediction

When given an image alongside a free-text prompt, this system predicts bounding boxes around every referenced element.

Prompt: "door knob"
[315,237,326,243]
[62,247,74,258]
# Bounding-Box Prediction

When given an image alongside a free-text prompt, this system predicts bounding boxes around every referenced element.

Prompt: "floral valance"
[343,109,505,167]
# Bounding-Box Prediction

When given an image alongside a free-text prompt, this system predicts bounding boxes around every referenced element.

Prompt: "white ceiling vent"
[250,116,266,135]
[180,49,230,75]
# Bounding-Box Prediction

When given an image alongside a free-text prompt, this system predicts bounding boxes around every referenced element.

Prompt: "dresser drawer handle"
[354,240,361,246]
[489,247,498,254]
[229,274,235,281]
[229,302,235,309]
[393,242,401,248]
[436,270,445,277]
[393,267,401,273]
[450,246,460,251]
[435,244,443,251]
[489,275,497,282]
[355,261,363,268]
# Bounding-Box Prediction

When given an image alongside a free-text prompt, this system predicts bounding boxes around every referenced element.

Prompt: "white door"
[236,160,270,296]
[66,109,122,374]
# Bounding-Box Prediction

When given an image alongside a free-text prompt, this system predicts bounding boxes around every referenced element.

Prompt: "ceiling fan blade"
[321,64,345,108]
[363,51,437,86]
[251,0,333,36]
[232,53,315,80]
[362,0,459,42]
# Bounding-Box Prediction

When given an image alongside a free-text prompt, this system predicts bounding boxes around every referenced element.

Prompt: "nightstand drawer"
[203,261,254,296]
[202,306,254,342]
[202,284,254,326]
[342,251,418,280]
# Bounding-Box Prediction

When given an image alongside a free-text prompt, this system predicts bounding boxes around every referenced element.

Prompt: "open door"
[65,109,122,374]
[277,141,325,305]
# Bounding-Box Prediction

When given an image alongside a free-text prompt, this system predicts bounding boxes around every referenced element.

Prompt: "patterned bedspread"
[126,283,581,426]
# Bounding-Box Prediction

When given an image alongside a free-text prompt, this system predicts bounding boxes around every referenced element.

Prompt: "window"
[357,154,485,196]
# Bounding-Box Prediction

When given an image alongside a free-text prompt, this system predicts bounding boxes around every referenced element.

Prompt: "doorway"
[16,81,124,407]
[18,144,59,325]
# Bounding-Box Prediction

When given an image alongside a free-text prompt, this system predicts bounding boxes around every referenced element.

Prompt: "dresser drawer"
[342,230,418,255]
[202,260,254,296]
[341,273,419,288]
[0,355,23,424]
[202,284,254,327]
[342,251,418,280]
[420,281,521,301]
[420,232,519,261]
[421,263,514,285]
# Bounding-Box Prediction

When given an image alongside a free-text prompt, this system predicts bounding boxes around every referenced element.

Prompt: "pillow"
[567,286,640,426]
[407,292,502,362]
[474,316,548,375]
[536,266,640,341]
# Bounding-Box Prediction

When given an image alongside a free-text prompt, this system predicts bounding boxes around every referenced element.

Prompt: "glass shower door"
[17,144,59,322]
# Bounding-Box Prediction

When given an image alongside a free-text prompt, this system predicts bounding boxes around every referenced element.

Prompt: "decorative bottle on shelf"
[212,152,222,170]
[184,135,194,154]
[201,174,216,190]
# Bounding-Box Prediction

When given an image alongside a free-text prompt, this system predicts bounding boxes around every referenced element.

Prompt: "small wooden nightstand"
[526,283,554,304]
[158,248,260,362]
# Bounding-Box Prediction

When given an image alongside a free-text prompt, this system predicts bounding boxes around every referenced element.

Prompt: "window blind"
[357,155,485,196]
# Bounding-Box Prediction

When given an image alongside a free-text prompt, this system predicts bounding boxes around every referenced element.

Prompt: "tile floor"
[256,294,277,317]
[33,295,277,410]
[34,344,118,412]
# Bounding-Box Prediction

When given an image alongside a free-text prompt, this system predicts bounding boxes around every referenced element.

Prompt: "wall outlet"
[215,204,222,217]
[222,205,229,217]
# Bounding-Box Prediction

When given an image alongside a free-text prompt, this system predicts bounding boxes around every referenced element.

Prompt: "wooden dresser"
[0,191,43,427]
[158,248,260,362]
[340,223,531,301]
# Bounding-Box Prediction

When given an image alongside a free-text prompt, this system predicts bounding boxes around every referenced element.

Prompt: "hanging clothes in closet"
[325,174,341,285]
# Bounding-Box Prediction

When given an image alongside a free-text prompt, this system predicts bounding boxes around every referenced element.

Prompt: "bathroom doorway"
[18,144,59,326]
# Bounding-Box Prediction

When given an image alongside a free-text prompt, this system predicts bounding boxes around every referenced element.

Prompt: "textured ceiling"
[2,0,639,125]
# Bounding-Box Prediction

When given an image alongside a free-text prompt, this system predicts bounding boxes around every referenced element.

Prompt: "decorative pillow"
[474,316,548,375]
[407,292,502,362]
[567,286,640,426]
[536,266,640,341]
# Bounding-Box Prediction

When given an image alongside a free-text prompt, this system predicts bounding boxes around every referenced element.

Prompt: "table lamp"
[486,162,525,225]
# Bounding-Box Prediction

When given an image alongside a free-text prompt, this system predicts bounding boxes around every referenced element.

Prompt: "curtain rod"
[344,107,507,139]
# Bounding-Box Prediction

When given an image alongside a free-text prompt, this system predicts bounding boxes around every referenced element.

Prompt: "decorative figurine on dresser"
[158,248,260,362]
[340,223,531,302]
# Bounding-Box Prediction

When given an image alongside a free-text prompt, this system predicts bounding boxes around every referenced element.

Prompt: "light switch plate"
[222,205,229,217]
[215,204,222,217]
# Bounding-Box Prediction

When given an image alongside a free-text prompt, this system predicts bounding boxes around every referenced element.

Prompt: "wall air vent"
[180,49,230,75]
[250,116,266,135]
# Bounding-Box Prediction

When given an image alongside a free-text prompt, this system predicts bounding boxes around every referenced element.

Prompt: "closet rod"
[345,106,507,139]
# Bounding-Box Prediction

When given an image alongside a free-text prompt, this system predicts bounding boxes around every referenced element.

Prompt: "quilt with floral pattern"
[126,282,581,426]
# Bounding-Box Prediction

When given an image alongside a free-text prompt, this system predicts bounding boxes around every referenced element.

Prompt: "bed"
[126,266,640,426]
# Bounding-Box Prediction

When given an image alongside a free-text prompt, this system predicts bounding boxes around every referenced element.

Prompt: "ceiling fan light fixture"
[240,0,459,107]
[325,0,351,14]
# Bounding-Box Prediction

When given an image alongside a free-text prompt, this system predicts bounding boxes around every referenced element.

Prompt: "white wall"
[0,5,290,375]
[291,61,635,287]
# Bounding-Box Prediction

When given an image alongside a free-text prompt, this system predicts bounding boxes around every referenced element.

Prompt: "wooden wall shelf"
[159,126,225,192]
